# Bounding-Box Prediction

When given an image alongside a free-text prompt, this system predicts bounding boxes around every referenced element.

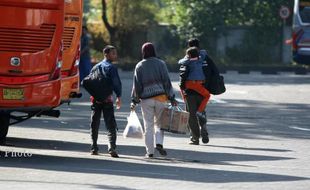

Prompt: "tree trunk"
[101,0,117,44]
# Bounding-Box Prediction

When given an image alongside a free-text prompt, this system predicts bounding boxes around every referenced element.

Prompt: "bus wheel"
[0,114,10,145]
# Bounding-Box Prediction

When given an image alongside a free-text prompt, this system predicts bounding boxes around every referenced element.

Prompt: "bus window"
[299,4,310,23]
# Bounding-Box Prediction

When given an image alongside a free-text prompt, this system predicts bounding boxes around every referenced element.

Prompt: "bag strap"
[98,64,104,77]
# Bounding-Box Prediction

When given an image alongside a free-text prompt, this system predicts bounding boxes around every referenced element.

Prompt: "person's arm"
[131,67,142,103]
[179,63,189,90]
[109,65,122,98]
[130,68,142,110]
[204,54,219,76]
[203,54,219,88]
[161,62,176,104]
[109,65,122,109]
[178,56,190,65]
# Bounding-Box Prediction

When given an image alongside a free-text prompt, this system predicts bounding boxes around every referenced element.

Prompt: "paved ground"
[0,71,310,190]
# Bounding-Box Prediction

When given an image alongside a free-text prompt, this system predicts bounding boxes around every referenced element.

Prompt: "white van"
[293,0,310,64]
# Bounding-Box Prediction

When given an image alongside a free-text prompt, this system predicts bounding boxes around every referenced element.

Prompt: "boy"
[89,45,122,157]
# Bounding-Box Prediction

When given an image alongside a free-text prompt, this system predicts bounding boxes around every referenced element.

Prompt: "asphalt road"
[0,71,310,190]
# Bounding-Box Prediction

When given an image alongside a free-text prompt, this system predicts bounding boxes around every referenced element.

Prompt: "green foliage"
[84,0,102,23]
[84,0,160,59]
[162,0,293,62]
[108,0,158,29]
[163,0,292,34]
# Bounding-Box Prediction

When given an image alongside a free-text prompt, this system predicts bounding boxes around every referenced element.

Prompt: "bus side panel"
[60,0,83,101]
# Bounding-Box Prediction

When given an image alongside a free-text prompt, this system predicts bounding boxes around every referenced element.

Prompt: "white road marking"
[289,126,310,131]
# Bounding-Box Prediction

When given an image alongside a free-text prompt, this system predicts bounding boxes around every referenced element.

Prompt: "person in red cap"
[131,42,176,158]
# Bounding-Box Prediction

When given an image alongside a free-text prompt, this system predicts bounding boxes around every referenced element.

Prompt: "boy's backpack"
[203,55,226,95]
[81,65,113,102]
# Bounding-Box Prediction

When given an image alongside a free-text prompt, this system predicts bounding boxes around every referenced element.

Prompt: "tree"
[162,0,293,56]
[101,0,158,44]
[101,0,116,43]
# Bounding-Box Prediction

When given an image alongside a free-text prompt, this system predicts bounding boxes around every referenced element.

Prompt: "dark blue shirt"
[92,59,122,97]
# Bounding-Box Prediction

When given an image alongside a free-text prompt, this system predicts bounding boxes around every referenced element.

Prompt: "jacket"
[131,57,174,103]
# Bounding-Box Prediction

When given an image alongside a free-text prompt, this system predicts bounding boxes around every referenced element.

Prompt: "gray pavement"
[0,71,310,190]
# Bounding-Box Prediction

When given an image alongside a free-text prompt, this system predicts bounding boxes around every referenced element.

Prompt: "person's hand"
[130,102,136,111]
[170,98,178,107]
[116,97,121,110]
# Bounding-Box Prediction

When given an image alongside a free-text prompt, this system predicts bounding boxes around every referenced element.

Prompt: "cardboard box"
[160,107,189,134]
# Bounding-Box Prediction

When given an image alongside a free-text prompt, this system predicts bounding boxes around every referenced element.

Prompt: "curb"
[218,66,309,75]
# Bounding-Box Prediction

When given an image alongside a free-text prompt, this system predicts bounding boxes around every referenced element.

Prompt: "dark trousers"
[90,101,117,151]
[185,92,209,141]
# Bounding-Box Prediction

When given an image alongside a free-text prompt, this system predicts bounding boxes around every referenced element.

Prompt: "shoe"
[145,154,154,158]
[91,150,99,155]
[196,112,207,123]
[108,150,119,158]
[201,128,209,144]
[90,145,99,155]
[202,135,209,144]
[156,144,167,156]
[189,140,199,145]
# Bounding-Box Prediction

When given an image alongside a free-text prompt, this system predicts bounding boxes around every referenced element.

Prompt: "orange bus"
[60,0,83,101]
[0,0,64,144]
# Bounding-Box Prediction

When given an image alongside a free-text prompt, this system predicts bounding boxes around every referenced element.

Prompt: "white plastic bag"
[123,111,143,138]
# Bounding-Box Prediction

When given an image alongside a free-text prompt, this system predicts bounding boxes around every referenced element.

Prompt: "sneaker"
[189,140,199,145]
[202,136,209,144]
[196,112,206,123]
[90,145,99,155]
[91,150,99,155]
[201,128,209,144]
[156,144,167,156]
[145,154,154,158]
[108,150,119,158]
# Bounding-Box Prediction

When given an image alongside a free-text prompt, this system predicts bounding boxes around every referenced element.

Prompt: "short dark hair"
[103,45,116,54]
[186,47,199,58]
[188,38,200,48]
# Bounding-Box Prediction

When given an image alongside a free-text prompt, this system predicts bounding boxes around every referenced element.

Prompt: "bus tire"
[0,114,10,145]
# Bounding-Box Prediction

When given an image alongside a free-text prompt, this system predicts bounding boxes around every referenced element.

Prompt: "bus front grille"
[0,24,55,53]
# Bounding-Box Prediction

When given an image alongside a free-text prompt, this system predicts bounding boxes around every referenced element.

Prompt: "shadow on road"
[0,150,307,184]
[2,136,295,167]
[13,98,310,142]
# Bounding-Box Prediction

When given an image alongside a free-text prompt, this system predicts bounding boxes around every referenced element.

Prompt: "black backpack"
[203,55,226,95]
[81,65,113,102]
